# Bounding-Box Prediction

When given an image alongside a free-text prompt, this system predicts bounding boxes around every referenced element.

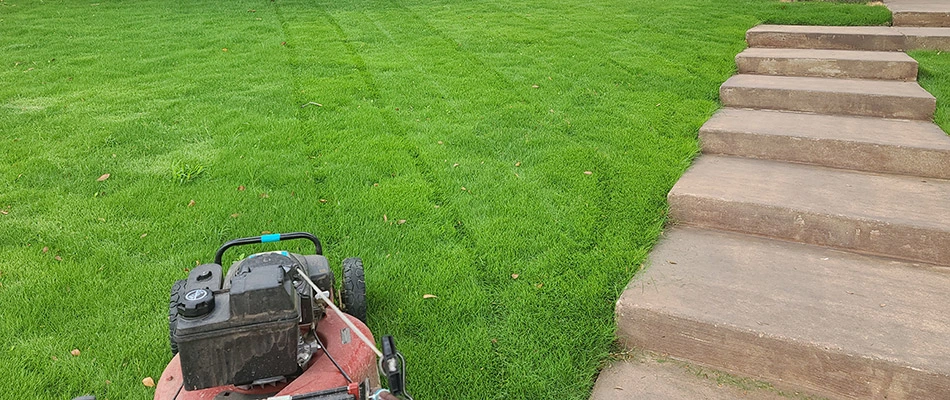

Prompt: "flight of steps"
[592,6,950,400]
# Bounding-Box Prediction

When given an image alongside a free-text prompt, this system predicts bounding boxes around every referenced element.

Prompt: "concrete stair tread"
[737,47,916,63]
[591,356,796,400]
[699,108,950,179]
[720,74,935,119]
[747,24,950,51]
[672,155,950,231]
[670,155,950,265]
[618,227,950,398]
[888,0,950,13]
[703,108,950,149]
[722,74,932,99]
[887,0,950,27]
[736,48,918,80]
[748,24,899,37]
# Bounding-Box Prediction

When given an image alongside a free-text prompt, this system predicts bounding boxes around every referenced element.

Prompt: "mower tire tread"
[341,258,367,324]
[169,279,186,355]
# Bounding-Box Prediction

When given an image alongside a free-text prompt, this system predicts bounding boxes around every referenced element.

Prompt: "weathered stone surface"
[668,155,950,266]
[720,75,935,120]
[735,48,917,81]
[746,25,907,51]
[899,26,950,49]
[887,0,950,27]
[591,356,793,400]
[746,25,950,51]
[699,108,950,179]
[616,227,950,400]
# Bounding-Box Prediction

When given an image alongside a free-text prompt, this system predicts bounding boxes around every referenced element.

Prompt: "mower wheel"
[169,279,186,355]
[341,258,367,324]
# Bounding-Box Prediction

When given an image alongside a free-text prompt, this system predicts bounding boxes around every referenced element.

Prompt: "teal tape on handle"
[261,233,280,243]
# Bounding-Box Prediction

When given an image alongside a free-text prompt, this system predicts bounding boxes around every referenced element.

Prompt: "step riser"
[720,86,935,120]
[616,307,950,400]
[746,25,950,52]
[894,12,950,28]
[699,130,950,180]
[746,31,907,51]
[668,194,950,266]
[735,56,917,81]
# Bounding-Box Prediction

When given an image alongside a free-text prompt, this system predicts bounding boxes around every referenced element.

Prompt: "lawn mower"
[152,232,412,400]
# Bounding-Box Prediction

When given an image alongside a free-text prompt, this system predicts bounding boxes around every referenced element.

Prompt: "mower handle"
[213,232,323,265]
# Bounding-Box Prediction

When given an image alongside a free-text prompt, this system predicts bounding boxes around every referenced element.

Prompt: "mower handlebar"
[213,232,323,265]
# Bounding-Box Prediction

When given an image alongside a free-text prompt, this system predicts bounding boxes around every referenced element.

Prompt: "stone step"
[591,355,802,400]
[699,108,950,179]
[735,48,917,81]
[616,227,950,400]
[668,155,950,266]
[720,75,935,120]
[746,24,950,51]
[887,0,950,27]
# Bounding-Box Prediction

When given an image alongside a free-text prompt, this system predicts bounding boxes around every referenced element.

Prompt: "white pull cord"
[296,267,383,358]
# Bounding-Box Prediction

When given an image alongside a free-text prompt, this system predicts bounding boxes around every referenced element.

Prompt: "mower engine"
[170,241,333,390]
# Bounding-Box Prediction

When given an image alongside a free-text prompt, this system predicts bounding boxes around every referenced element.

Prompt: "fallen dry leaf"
[140,233,147,238]
[437,141,444,145]
[453,163,459,167]
[187,200,195,207]
[511,274,519,279]
[222,48,228,52]
[55,255,63,261]
[238,185,246,191]
[70,349,80,356]
[319,199,327,203]
[51,356,58,361]
[461,186,467,191]
[515,161,521,167]
[143,377,155,387]
[532,85,539,88]
[535,283,543,288]
[583,171,593,175]
[260,193,269,199]
[422,294,437,299]
[261,231,272,234]
[0,210,7,215]
[230,213,239,218]
[42,247,49,253]
[667,260,677,265]
[397,219,406,225]
[383,214,388,222]
[97,173,110,182]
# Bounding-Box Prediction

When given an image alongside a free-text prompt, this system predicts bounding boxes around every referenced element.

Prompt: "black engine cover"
[172,252,332,390]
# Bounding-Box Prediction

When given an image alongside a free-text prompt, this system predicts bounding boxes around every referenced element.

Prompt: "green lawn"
[913,50,950,132]
[0,1,891,399]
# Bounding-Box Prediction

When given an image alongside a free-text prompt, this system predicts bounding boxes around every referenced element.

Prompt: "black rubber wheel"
[169,279,186,355]
[340,258,367,324]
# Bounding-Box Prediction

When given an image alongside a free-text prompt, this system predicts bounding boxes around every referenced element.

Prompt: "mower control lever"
[214,232,323,264]
[379,336,411,399]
